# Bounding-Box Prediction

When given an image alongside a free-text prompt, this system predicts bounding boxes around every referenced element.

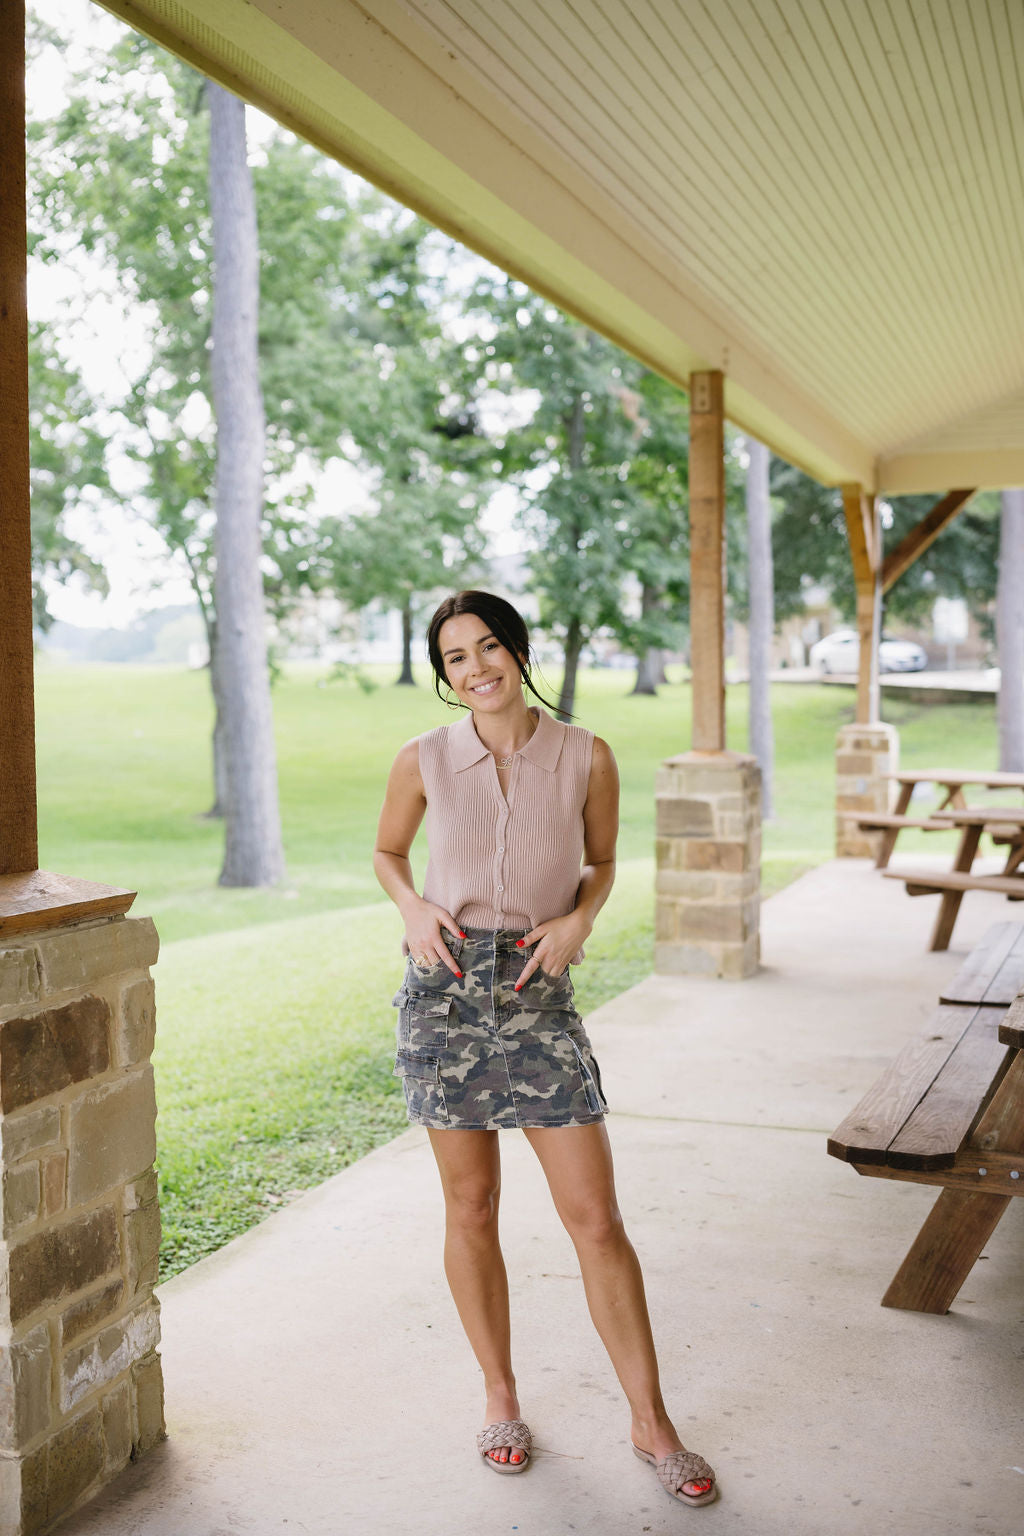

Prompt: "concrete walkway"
[59,861,1024,1536]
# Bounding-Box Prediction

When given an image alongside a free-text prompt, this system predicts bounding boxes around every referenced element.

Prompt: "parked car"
[809,628,928,674]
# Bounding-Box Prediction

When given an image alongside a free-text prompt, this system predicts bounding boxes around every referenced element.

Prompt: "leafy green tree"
[317,214,490,683]
[472,283,651,716]
[27,324,109,628]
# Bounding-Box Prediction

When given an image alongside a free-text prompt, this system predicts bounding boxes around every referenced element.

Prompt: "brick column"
[0,914,164,1534]
[655,751,761,978]
[835,722,900,857]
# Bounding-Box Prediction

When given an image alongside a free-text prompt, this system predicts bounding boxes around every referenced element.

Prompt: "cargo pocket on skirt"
[392,988,453,1052]
[393,1048,449,1124]
[565,1023,607,1116]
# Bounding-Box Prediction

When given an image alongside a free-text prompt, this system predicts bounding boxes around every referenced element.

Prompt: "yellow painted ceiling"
[96,0,1024,493]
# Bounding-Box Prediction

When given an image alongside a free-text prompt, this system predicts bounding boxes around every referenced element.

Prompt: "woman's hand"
[402,897,466,976]
[514,911,591,989]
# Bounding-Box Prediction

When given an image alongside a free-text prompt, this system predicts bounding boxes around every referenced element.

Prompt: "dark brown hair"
[426,590,561,713]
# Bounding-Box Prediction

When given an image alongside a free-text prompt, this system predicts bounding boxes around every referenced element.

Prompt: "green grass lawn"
[33,659,999,1274]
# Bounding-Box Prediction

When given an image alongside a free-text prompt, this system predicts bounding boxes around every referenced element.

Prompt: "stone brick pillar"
[0,913,164,1535]
[655,751,762,979]
[835,722,900,857]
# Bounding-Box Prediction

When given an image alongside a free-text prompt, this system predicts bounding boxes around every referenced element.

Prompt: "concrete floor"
[58,860,1024,1536]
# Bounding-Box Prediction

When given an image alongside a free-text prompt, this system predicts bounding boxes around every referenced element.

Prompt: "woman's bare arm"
[516,736,619,985]
[373,738,464,973]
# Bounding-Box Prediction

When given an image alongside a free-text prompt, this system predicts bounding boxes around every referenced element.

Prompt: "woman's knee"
[443,1175,501,1234]
[560,1197,625,1250]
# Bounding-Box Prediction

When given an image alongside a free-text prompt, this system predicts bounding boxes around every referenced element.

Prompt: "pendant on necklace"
[497,754,514,768]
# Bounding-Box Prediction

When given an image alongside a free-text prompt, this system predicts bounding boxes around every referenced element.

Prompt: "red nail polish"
[455,971,463,978]
[459,930,467,938]
[514,983,521,992]
[516,939,525,948]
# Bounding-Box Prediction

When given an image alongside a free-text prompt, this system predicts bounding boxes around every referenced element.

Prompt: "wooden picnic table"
[852,769,1024,870]
[829,920,1024,1312]
[882,806,1024,949]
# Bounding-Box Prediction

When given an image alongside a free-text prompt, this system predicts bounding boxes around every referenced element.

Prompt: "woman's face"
[438,613,525,714]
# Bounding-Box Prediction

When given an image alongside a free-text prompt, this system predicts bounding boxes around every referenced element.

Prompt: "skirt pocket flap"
[393,1049,440,1082]
[406,995,453,1018]
[391,987,409,1009]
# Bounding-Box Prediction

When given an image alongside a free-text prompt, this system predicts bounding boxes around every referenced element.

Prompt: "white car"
[810,629,928,675]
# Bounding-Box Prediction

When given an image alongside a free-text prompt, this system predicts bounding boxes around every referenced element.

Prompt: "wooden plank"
[941,921,1024,1004]
[999,1002,1024,1050]
[852,1149,1024,1198]
[0,871,136,936]
[881,489,976,592]
[0,0,37,875]
[847,813,949,830]
[882,869,1024,896]
[887,1006,1011,1168]
[826,1004,977,1165]
[688,370,725,753]
[880,1187,1011,1313]
[885,770,1024,789]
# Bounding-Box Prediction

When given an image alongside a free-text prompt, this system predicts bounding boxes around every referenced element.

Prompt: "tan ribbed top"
[419,707,594,938]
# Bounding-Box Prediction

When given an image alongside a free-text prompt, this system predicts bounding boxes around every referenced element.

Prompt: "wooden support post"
[689,370,725,751]
[0,0,38,876]
[842,485,881,725]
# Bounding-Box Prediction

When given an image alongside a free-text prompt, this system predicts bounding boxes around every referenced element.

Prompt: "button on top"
[498,845,504,852]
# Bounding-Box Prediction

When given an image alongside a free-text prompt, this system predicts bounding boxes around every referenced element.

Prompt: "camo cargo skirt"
[391,926,608,1130]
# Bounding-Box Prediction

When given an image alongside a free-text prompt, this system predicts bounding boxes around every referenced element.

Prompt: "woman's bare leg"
[426,1128,524,1465]
[524,1121,709,1496]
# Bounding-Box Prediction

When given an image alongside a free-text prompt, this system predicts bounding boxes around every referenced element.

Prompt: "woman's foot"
[482,1384,526,1466]
[630,1412,713,1501]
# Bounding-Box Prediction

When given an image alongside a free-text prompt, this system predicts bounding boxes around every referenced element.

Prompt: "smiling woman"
[369,588,719,1507]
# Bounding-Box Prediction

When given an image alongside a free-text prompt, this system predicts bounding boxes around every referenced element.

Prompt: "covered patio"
[2,1,1024,1530]
[54,859,1024,1534]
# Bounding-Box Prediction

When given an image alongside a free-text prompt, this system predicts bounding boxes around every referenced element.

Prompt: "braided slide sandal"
[477,1419,532,1475]
[632,1442,717,1507]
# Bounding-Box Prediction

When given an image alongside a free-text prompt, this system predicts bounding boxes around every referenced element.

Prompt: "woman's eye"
[484,642,499,652]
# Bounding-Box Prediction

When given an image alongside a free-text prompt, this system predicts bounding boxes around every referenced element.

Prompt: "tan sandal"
[477,1418,532,1475]
[632,1442,718,1507]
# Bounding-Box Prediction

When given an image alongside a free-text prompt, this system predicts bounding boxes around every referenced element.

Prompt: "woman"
[373,590,717,1509]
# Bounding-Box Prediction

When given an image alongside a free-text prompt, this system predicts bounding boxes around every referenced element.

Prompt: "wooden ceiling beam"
[881,489,977,593]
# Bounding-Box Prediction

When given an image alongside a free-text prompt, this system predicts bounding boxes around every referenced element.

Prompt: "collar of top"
[448,706,564,773]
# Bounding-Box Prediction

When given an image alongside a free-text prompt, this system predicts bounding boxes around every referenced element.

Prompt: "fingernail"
[455,971,463,978]
[516,939,525,947]
[514,983,521,992]
[459,930,467,937]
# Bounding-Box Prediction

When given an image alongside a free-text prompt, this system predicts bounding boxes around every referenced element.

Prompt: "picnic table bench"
[828,921,1024,1313]
[848,768,1024,869]
[882,806,1024,949]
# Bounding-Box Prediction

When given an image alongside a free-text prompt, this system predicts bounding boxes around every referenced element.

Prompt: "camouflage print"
[391,926,608,1130]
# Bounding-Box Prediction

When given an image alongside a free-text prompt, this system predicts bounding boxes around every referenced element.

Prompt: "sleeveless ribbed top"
[418,706,594,935]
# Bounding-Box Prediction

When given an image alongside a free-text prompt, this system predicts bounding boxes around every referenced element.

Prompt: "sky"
[28,0,524,631]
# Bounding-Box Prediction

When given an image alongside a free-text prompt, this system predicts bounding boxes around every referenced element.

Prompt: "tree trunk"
[631,582,662,695]
[396,596,415,685]
[206,625,229,820]
[746,436,775,817]
[997,487,1024,771]
[557,614,584,720]
[206,81,286,887]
